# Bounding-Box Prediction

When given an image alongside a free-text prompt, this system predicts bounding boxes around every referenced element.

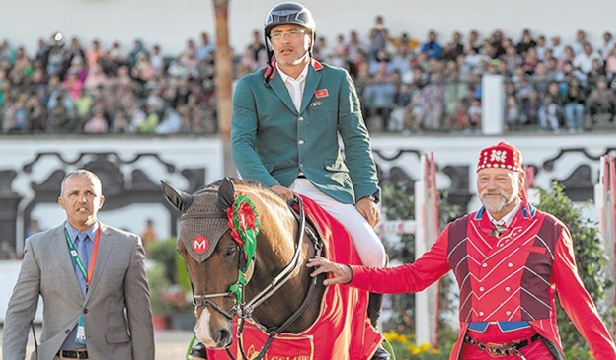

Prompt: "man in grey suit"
[3,169,154,360]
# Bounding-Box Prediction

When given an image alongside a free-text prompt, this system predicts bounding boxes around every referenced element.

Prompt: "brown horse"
[161,178,327,355]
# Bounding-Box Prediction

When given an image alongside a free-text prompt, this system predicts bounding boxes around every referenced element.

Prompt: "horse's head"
[161,177,252,348]
[162,178,324,352]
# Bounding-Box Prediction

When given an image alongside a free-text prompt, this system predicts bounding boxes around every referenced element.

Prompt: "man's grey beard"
[480,189,511,214]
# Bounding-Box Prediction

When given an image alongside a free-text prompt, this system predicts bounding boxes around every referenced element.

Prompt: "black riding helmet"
[264,2,316,38]
[263,2,316,87]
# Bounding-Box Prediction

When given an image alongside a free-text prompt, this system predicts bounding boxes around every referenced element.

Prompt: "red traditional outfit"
[350,142,616,359]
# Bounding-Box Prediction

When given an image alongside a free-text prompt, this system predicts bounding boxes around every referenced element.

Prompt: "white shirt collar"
[277,62,309,83]
[487,201,521,227]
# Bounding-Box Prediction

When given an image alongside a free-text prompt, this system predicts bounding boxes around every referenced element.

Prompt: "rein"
[234,195,323,360]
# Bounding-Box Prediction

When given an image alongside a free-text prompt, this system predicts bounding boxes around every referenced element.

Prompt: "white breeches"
[289,179,387,268]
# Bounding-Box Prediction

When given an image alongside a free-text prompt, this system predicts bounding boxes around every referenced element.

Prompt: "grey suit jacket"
[3,223,155,360]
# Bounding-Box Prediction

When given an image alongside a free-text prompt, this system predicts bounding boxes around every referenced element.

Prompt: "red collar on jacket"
[263,58,323,79]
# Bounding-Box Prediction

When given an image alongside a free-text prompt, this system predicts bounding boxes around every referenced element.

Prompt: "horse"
[161,178,382,360]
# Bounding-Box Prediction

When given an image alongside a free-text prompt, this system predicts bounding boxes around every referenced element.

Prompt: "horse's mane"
[199,178,289,209]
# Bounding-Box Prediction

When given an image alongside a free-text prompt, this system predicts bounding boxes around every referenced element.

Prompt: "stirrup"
[371,344,391,360]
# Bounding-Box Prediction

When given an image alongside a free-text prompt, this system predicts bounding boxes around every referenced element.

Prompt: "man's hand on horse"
[271,184,295,200]
[307,256,353,285]
[356,196,381,227]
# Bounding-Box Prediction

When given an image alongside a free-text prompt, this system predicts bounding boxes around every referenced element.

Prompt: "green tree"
[536,182,613,359]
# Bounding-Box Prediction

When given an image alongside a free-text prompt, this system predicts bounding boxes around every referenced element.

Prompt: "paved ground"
[0,328,195,360]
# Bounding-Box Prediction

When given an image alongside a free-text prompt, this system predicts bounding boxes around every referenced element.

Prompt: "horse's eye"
[223,246,237,258]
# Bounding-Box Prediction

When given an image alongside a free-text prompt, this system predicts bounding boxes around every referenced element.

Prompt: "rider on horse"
[229,2,390,359]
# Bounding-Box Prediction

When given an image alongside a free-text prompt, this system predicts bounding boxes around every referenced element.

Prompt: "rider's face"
[270,25,311,67]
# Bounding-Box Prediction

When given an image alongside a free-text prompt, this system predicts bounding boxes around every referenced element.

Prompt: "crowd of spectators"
[2,20,616,136]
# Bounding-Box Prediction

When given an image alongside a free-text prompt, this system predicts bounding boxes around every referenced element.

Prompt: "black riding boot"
[189,342,207,360]
[368,292,391,360]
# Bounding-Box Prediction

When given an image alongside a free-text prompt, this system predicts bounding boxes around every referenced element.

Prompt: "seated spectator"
[105,40,128,74]
[0,240,18,259]
[516,28,536,55]
[573,29,588,55]
[196,32,215,62]
[246,30,266,65]
[421,30,441,59]
[112,107,131,134]
[47,93,75,132]
[85,39,105,69]
[518,85,540,126]
[74,87,94,122]
[84,63,109,90]
[2,94,28,133]
[313,36,330,63]
[467,98,482,132]
[538,81,563,133]
[369,49,391,75]
[550,35,566,60]
[83,105,109,133]
[389,32,420,53]
[588,77,615,125]
[521,47,539,74]
[589,58,606,84]
[27,95,47,132]
[9,47,32,86]
[362,69,396,131]
[600,31,615,61]
[502,46,522,74]
[131,52,154,83]
[605,46,616,79]
[66,56,88,83]
[45,33,66,77]
[155,107,183,134]
[505,95,520,130]
[440,31,464,62]
[129,39,148,70]
[535,35,548,61]
[62,71,84,101]
[557,45,576,71]
[563,77,587,133]
[0,70,9,107]
[150,44,165,78]
[465,29,482,54]
[368,15,389,61]
[420,72,445,130]
[574,42,602,74]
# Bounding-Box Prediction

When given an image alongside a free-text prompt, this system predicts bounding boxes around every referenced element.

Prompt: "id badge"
[75,314,87,344]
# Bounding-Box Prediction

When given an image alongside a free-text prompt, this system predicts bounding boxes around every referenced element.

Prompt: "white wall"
[2,0,614,57]
[0,136,224,250]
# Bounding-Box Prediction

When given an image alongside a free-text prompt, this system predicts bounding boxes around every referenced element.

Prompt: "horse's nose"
[215,328,232,348]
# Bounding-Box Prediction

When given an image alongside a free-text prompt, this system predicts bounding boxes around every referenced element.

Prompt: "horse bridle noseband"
[191,195,323,360]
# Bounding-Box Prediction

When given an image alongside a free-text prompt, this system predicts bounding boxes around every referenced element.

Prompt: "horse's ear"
[216,177,235,210]
[160,180,194,213]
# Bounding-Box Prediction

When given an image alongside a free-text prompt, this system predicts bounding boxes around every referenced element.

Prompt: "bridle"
[188,194,323,360]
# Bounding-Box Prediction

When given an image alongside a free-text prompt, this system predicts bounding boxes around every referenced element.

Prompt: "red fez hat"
[477,141,523,173]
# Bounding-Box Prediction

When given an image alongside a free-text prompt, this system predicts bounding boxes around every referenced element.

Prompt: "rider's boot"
[188,341,207,360]
[368,292,391,360]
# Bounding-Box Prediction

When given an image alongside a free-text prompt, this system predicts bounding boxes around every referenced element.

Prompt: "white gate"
[376,152,440,346]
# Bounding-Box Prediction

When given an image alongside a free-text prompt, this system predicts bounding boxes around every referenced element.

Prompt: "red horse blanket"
[205,194,381,359]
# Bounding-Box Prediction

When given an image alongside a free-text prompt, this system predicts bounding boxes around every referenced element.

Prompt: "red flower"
[236,201,258,231]
[226,196,257,247]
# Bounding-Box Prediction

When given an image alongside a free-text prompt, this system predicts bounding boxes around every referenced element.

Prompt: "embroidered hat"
[476,141,523,173]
